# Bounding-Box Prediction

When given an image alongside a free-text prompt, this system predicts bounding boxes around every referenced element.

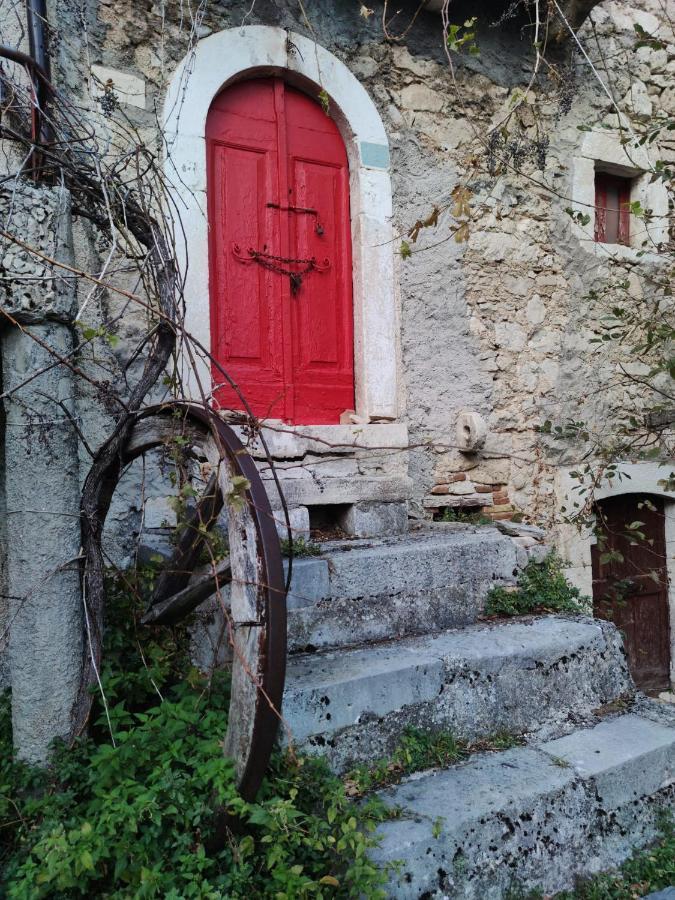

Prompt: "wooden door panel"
[292,158,342,366]
[209,77,278,124]
[213,145,269,363]
[285,87,354,423]
[634,592,670,691]
[592,494,671,692]
[207,81,286,418]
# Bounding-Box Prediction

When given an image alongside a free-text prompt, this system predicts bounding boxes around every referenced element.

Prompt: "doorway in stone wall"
[591,493,671,692]
[206,77,355,425]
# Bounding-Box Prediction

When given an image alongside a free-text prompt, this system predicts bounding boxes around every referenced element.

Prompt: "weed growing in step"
[280,536,323,557]
[440,506,493,525]
[485,552,589,618]
[0,566,387,898]
[558,815,674,898]
[507,814,674,898]
[344,728,524,797]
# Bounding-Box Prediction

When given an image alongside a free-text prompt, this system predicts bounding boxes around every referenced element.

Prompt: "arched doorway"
[206,77,355,425]
[592,493,671,692]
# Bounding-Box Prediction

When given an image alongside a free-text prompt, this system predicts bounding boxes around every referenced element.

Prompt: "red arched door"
[206,77,355,425]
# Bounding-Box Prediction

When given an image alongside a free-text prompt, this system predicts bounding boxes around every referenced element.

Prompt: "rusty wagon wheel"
[107,402,287,802]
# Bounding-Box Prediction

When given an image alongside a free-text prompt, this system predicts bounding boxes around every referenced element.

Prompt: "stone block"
[540,714,675,810]
[91,65,146,109]
[496,521,546,540]
[423,494,492,509]
[0,185,76,324]
[285,528,518,651]
[448,481,475,495]
[143,495,177,529]
[264,475,414,508]
[338,501,408,538]
[284,557,330,610]
[326,529,515,603]
[373,712,674,898]
[284,617,632,770]
[399,83,444,112]
[274,506,310,542]
[285,644,445,743]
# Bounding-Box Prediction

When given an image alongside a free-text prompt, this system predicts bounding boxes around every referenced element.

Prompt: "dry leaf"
[454,221,469,243]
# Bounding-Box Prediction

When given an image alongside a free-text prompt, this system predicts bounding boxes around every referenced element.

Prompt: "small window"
[594,172,631,245]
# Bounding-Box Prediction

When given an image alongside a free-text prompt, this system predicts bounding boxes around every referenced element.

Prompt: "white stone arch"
[555,462,675,688]
[163,25,398,421]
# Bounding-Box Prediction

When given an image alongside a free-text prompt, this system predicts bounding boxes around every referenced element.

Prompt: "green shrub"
[440,507,492,525]
[0,567,387,898]
[280,537,322,558]
[485,553,588,617]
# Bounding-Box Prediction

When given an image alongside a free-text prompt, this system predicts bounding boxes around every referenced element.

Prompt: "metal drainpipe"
[26,0,51,80]
[25,0,53,155]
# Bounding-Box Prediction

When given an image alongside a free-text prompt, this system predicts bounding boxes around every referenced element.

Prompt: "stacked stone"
[424,472,514,520]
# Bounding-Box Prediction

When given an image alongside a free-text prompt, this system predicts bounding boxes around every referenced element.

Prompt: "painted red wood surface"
[591,494,671,692]
[594,172,631,245]
[207,78,354,424]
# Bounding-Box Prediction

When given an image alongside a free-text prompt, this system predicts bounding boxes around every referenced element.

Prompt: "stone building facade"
[1,0,675,705]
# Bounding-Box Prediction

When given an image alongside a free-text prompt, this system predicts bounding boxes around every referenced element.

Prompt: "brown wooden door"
[591,494,671,692]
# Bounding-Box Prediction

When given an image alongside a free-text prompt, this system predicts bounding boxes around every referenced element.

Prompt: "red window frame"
[594,171,631,245]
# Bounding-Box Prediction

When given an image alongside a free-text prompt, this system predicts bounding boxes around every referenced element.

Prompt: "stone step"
[282,616,632,771]
[285,525,519,651]
[372,711,675,899]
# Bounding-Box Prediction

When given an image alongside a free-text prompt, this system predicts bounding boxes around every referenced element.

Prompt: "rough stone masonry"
[13,0,671,530]
[1,0,675,749]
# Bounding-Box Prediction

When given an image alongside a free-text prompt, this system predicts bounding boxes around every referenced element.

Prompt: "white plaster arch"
[163,25,399,421]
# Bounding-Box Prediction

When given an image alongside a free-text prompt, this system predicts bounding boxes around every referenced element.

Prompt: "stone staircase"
[285,525,520,652]
[283,616,633,771]
[192,521,675,897]
[372,708,675,898]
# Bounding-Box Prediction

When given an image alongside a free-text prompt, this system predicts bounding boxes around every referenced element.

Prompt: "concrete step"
[285,525,519,651]
[372,710,675,899]
[282,616,632,771]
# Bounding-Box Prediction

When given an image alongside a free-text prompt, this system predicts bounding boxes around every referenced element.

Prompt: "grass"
[280,536,322,557]
[343,727,523,797]
[440,507,493,525]
[507,815,674,898]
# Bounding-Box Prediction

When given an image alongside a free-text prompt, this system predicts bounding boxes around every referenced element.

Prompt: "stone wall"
[3,0,673,538]
[0,184,83,759]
